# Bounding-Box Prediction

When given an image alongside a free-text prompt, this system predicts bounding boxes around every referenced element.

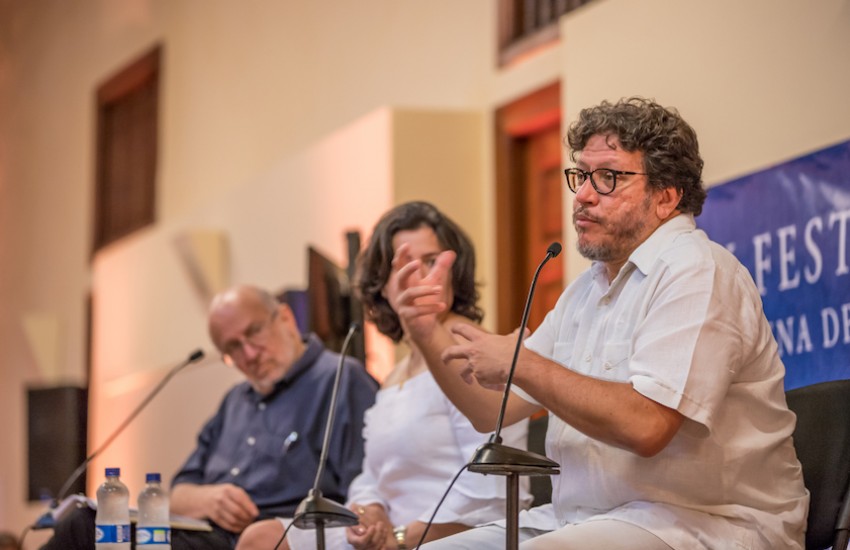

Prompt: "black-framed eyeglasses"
[563,168,648,195]
[221,309,278,366]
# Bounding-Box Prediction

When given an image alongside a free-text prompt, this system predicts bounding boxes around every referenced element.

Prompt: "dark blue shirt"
[172,333,377,523]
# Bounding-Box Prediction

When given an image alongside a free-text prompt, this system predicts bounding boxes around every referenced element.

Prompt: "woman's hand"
[347,523,390,550]
[347,503,392,550]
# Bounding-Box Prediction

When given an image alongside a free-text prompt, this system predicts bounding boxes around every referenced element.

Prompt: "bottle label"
[137,526,171,544]
[95,524,131,543]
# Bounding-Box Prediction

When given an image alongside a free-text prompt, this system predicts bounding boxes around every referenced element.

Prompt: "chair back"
[527,413,552,507]
[786,379,850,550]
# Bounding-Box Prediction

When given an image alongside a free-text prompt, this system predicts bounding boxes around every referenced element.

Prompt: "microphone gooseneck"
[311,323,359,492]
[491,242,561,443]
[465,243,562,550]
[34,349,206,529]
[291,323,361,537]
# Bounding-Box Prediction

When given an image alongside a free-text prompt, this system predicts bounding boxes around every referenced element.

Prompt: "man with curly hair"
[396,97,808,549]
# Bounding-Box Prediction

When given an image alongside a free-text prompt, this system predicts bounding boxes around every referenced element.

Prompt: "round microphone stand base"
[467,442,559,550]
[292,489,359,550]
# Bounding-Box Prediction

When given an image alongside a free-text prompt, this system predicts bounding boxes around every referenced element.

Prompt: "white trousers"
[421,519,674,550]
[278,518,350,550]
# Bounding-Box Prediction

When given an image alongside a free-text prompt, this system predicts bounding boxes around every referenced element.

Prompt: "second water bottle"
[137,472,172,549]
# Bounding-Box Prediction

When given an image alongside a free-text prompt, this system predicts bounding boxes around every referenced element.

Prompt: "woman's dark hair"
[567,96,707,216]
[356,201,483,342]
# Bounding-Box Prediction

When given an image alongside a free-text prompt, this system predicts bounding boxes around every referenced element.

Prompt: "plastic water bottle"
[95,467,131,549]
[137,472,171,548]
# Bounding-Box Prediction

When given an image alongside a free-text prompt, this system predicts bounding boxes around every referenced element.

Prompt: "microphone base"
[32,494,91,530]
[291,490,359,529]
[467,443,559,550]
[467,442,560,476]
[32,511,56,530]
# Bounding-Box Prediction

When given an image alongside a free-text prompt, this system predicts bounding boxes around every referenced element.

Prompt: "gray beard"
[577,239,618,262]
[574,194,653,262]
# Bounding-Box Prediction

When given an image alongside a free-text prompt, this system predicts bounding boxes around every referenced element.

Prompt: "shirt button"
[247,436,256,446]
[230,467,240,476]
[603,362,613,370]
[258,402,267,411]
[584,354,592,362]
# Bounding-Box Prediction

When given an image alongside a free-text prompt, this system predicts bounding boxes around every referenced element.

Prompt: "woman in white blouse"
[236,201,530,550]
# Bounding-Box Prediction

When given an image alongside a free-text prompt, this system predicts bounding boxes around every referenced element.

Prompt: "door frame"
[493,81,562,334]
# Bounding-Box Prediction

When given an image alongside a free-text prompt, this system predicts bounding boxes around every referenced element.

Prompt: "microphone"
[466,242,561,550]
[292,324,361,545]
[32,349,206,530]
[493,241,560,443]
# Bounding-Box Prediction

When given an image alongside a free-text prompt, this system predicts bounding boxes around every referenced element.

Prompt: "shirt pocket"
[599,340,630,381]
[256,429,302,459]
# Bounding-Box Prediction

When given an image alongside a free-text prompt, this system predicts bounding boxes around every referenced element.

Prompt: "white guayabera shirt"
[517,214,808,550]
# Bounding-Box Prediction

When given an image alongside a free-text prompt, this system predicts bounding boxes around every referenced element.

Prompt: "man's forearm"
[514,348,683,457]
[170,482,259,533]
[415,324,522,432]
[169,483,209,519]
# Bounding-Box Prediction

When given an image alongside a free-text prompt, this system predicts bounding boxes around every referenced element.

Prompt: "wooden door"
[523,126,564,330]
[494,82,563,334]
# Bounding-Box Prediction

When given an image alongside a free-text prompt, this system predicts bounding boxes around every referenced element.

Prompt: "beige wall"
[559,0,850,279]
[86,107,488,499]
[1,0,848,545]
[392,110,490,310]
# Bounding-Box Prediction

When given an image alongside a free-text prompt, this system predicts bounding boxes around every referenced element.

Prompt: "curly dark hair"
[567,97,706,216]
[356,201,483,343]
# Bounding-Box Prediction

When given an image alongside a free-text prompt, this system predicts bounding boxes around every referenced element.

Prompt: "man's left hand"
[443,324,525,391]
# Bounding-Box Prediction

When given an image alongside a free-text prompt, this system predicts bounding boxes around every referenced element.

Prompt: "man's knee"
[421,524,510,550]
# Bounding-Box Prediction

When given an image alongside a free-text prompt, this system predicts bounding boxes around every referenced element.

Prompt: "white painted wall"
[88,107,396,502]
[559,0,850,279]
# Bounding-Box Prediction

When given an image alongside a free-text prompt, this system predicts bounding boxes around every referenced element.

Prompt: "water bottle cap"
[105,467,120,477]
[145,472,161,483]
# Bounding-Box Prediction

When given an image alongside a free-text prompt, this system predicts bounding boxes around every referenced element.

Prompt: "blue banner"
[697,140,850,389]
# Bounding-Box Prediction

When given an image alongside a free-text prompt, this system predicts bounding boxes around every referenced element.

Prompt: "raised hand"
[442,324,528,391]
[386,242,456,341]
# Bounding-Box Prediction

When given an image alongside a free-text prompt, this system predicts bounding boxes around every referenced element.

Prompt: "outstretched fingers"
[425,250,456,286]
[393,249,456,316]
[390,242,415,273]
[383,244,419,307]
[441,324,486,362]
[393,257,424,292]
[394,285,446,318]
[440,326,516,391]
